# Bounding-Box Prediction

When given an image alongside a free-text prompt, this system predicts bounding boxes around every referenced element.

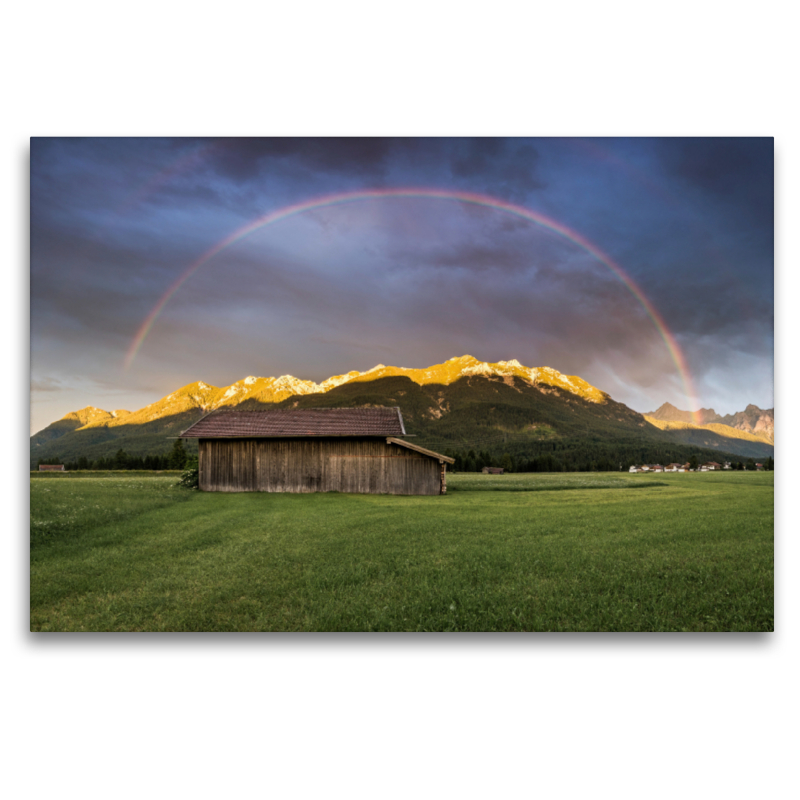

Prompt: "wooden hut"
[179,407,454,495]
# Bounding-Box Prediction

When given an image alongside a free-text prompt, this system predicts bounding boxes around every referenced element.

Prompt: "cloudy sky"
[30,137,773,434]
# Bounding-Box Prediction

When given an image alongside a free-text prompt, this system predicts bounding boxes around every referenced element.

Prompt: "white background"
[5,2,796,798]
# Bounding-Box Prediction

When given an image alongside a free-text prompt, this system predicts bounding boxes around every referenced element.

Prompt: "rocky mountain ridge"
[645,401,774,443]
[645,402,720,426]
[35,356,608,438]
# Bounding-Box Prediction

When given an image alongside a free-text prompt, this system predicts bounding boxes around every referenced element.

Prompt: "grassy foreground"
[30,472,773,631]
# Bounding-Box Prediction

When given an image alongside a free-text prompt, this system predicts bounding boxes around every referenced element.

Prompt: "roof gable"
[180,407,406,438]
[386,437,455,464]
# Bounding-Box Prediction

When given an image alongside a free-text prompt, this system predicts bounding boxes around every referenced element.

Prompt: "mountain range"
[30,355,775,467]
[644,402,774,444]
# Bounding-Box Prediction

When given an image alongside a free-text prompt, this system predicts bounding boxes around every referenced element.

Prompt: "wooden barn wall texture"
[199,437,444,495]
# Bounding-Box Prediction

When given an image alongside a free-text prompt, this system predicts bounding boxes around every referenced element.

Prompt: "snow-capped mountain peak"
[51,356,609,435]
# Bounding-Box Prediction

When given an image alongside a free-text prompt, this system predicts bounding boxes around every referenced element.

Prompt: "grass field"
[29,471,773,632]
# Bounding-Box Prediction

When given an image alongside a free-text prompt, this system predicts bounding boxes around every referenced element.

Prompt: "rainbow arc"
[124,188,700,423]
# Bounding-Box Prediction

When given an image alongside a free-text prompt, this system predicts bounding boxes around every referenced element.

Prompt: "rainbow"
[124,188,701,422]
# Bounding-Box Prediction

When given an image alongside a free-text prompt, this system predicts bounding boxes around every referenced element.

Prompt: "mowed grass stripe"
[30,472,773,631]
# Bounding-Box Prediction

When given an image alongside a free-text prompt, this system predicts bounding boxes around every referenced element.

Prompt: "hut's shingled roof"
[180,407,406,438]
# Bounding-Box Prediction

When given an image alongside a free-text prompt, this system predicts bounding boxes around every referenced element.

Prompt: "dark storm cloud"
[451,139,545,201]
[655,137,774,230]
[29,217,207,337]
[192,137,548,207]
[658,137,772,194]
[201,137,398,182]
[642,264,773,342]
[140,180,228,212]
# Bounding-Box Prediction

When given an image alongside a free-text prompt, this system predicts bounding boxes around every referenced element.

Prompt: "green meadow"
[29,471,773,632]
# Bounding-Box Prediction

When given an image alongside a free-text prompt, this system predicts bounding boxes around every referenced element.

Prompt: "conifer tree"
[169,439,188,469]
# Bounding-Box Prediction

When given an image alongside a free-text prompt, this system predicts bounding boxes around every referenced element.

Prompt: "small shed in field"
[38,464,65,471]
[179,407,454,495]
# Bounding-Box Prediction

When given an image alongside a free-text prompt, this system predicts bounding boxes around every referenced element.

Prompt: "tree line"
[728,456,774,471]
[443,448,623,473]
[34,440,189,471]
[443,445,774,473]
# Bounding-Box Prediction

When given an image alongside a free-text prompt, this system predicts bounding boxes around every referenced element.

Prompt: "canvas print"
[29,137,774,631]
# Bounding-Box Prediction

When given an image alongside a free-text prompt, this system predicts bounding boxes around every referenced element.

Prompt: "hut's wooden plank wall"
[199,437,444,495]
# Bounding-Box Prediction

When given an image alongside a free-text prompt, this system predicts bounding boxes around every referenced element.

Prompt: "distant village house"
[630,462,690,473]
[481,467,504,474]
